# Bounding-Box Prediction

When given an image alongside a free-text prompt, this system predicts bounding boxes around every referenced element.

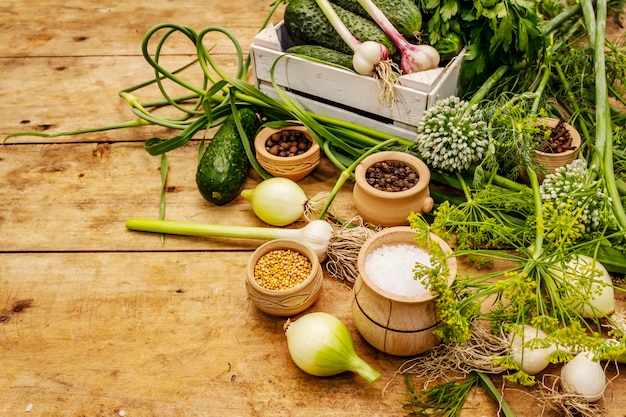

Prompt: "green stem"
[531,62,551,114]
[456,172,473,201]
[526,166,544,259]
[125,218,303,241]
[317,138,398,219]
[475,371,517,417]
[541,3,582,36]
[467,64,509,107]
[4,119,151,142]
[583,0,626,230]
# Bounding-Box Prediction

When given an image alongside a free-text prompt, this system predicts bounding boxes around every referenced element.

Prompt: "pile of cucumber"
[283,0,462,71]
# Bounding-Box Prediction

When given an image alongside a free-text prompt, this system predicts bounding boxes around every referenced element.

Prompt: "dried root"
[374,60,400,109]
[536,375,606,417]
[398,322,509,388]
[304,191,332,221]
[326,216,380,283]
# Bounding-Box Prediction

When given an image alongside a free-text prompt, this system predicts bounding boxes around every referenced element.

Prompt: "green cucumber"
[286,44,355,70]
[329,0,423,39]
[196,108,261,205]
[284,0,395,56]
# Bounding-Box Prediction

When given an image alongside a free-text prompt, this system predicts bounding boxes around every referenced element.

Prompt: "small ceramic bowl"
[254,124,321,182]
[245,239,323,317]
[353,151,434,227]
[534,118,581,174]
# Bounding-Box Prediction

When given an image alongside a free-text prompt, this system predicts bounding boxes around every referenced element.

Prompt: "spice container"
[533,118,581,174]
[352,226,457,356]
[246,239,323,316]
[353,151,434,227]
[254,124,321,182]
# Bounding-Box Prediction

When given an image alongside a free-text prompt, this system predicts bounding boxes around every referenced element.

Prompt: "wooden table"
[2,2,625,416]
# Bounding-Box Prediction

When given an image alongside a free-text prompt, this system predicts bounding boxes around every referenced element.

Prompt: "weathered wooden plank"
[0,1,284,58]
[0,54,247,143]
[0,251,537,417]
[0,141,356,252]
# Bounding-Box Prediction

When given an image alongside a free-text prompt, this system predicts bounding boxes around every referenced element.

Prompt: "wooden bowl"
[352,226,457,356]
[534,118,581,174]
[246,239,323,317]
[352,151,434,227]
[254,125,321,182]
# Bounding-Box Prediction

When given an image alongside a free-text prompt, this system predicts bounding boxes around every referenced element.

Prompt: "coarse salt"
[364,244,432,296]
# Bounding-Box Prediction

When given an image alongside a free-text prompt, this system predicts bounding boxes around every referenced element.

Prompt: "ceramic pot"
[352,151,434,227]
[254,124,321,182]
[245,239,323,317]
[534,118,581,174]
[352,226,457,356]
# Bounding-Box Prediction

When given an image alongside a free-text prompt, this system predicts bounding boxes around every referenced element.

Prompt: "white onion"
[508,324,556,375]
[552,254,615,318]
[284,312,381,382]
[241,178,308,226]
[560,352,606,402]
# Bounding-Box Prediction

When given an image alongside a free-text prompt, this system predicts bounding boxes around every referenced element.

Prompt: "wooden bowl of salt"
[352,226,457,356]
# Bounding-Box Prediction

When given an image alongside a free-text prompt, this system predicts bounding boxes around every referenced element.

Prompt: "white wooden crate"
[250,21,464,140]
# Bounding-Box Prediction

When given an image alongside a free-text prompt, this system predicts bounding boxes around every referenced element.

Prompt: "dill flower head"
[539,159,614,245]
[415,96,489,172]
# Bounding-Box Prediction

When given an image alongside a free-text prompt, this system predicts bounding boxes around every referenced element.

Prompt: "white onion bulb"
[508,324,556,375]
[284,312,381,382]
[560,352,606,402]
[241,178,308,226]
[553,254,615,318]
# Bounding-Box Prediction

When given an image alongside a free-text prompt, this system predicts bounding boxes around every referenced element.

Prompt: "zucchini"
[329,0,423,39]
[196,108,261,205]
[284,0,395,56]
[286,44,355,70]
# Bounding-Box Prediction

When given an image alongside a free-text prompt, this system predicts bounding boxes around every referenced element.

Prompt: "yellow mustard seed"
[254,249,312,291]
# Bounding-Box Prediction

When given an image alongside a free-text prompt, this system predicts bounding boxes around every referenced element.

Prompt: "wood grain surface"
[2,1,626,416]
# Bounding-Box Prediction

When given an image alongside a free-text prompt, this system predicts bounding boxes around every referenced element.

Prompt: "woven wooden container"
[352,227,457,356]
[352,151,434,227]
[246,239,323,317]
[254,125,321,182]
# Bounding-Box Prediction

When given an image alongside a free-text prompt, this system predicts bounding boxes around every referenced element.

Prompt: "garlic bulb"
[560,352,606,402]
[508,324,556,375]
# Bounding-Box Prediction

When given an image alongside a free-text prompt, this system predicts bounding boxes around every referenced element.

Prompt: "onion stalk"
[125,218,334,260]
[284,312,381,382]
[355,0,439,74]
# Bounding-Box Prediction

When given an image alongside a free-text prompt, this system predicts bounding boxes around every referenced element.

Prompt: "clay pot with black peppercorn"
[520,118,582,183]
[352,151,434,227]
[254,123,321,182]
[533,118,581,174]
